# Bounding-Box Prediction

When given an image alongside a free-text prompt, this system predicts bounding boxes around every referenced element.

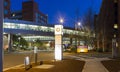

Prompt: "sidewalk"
[66,54,110,72]
[3,59,85,72]
[82,58,110,72]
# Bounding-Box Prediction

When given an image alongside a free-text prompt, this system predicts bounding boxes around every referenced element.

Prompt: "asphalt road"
[4,51,55,68]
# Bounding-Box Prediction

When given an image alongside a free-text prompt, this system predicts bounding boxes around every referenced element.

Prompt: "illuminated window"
[114,0,118,3]
[114,34,116,38]
[12,14,15,17]
[4,10,8,15]
[114,24,118,29]
[4,1,8,6]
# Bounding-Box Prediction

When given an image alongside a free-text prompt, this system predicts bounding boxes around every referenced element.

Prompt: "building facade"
[95,0,120,54]
[10,11,22,20]
[10,0,48,25]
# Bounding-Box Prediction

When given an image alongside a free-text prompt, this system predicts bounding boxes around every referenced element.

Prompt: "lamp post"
[75,22,81,46]
[18,37,21,50]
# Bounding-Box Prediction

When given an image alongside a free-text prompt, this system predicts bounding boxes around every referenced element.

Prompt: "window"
[114,24,118,29]
[114,34,116,38]
[4,10,8,15]
[4,1,8,6]
[114,0,118,3]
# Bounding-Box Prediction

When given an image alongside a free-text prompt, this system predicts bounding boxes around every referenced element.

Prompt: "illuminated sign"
[54,25,63,60]
[55,35,62,44]
[55,25,63,35]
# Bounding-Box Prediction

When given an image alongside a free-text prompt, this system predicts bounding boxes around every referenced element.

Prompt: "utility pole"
[0,0,3,71]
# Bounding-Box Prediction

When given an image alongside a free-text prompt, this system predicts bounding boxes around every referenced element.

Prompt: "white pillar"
[54,25,63,60]
[0,0,3,71]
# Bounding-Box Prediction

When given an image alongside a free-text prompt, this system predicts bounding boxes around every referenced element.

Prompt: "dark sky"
[11,0,102,27]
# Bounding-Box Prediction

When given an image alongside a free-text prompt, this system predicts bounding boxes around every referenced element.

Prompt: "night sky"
[10,0,102,27]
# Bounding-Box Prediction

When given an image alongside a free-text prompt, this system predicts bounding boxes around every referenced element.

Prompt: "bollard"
[24,56,31,70]
[34,46,38,64]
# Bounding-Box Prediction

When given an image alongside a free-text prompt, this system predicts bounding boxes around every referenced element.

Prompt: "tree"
[33,39,46,50]
[12,35,28,50]
[82,7,95,50]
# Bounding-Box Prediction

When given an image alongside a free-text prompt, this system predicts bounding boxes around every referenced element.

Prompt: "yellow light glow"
[114,24,118,29]
[80,49,85,52]
[77,46,88,53]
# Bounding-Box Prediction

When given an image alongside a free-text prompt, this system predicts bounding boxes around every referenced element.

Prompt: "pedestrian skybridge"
[3,19,88,38]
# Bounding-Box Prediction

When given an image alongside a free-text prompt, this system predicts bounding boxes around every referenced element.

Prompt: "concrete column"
[78,39,80,45]
[8,34,13,52]
[112,38,119,58]
[0,0,3,71]
[75,38,77,46]
[102,38,105,52]
[70,38,73,45]
[97,38,100,49]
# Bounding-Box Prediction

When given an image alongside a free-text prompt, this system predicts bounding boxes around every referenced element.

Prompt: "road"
[4,51,55,68]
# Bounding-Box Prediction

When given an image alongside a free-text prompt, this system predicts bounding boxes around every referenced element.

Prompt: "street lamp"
[75,22,81,30]
[77,22,82,30]
[78,22,81,26]
[60,18,64,24]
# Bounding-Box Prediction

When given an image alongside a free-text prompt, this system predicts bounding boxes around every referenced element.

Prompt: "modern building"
[10,10,22,20]
[4,0,11,18]
[95,0,120,54]
[10,0,48,25]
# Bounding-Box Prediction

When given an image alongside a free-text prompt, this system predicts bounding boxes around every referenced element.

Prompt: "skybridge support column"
[75,38,78,46]
[8,34,13,52]
[70,38,73,45]
[0,0,3,71]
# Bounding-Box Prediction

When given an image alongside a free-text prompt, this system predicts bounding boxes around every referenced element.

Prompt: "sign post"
[54,25,63,60]
[0,0,3,71]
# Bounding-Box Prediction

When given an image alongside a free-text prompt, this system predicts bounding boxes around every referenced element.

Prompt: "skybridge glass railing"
[23,36,70,41]
[3,22,86,36]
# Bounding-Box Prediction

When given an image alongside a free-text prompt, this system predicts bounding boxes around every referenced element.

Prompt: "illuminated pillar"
[54,25,63,60]
[0,0,3,71]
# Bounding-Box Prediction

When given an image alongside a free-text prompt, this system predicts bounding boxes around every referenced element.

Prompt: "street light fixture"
[60,18,64,24]
[78,22,81,26]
